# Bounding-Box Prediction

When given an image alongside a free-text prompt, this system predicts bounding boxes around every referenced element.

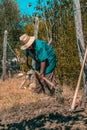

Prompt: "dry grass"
[63,83,83,106]
[0,76,83,112]
[0,76,45,111]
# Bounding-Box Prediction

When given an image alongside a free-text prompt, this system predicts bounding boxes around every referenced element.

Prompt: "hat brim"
[20,36,35,50]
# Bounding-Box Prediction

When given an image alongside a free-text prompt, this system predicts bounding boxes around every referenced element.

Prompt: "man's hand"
[40,73,44,79]
[39,73,44,83]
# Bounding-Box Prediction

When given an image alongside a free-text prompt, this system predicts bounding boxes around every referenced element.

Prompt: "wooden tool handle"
[35,70,55,88]
[71,48,87,110]
[19,76,28,89]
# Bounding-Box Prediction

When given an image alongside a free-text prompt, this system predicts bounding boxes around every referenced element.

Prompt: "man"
[19,33,56,95]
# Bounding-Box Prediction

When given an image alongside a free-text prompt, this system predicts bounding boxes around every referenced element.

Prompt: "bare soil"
[0,76,87,130]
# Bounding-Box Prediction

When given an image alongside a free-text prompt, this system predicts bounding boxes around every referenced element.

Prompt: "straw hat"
[19,34,35,50]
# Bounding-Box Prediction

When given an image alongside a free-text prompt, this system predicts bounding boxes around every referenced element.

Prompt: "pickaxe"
[19,65,55,89]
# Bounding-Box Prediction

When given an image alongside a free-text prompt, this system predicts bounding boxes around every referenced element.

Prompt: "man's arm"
[40,60,46,76]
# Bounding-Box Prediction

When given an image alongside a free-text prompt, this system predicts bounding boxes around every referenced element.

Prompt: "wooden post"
[34,17,39,39]
[2,30,8,80]
[32,17,39,69]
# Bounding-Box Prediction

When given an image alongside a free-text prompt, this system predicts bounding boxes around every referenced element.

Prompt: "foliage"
[31,0,82,87]
[0,0,20,32]
[51,0,81,86]
[80,0,87,45]
[0,0,22,58]
[24,24,34,36]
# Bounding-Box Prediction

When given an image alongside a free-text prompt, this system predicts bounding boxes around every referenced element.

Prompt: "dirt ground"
[0,75,87,130]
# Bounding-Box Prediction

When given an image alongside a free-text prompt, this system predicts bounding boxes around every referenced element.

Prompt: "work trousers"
[34,71,55,95]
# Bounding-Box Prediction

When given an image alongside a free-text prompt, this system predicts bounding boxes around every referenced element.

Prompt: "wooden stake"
[19,75,28,89]
[2,30,8,81]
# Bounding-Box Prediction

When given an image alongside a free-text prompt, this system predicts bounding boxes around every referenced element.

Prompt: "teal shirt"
[24,39,56,74]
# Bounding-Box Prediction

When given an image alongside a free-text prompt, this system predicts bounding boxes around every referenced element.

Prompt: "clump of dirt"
[0,77,87,130]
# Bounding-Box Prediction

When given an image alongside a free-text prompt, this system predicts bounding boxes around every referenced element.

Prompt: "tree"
[0,0,21,41]
[33,0,60,44]
[0,0,20,31]
[0,0,22,57]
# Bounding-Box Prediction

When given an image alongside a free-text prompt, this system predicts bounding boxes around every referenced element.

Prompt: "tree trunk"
[32,17,39,69]
[2,30,8,81]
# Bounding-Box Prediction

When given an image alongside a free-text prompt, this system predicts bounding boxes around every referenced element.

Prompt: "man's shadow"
[0,112,86,130]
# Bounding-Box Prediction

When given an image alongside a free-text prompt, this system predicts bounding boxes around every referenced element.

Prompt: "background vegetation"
[0,0,87,87]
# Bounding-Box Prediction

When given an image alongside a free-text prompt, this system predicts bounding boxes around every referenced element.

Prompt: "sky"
[15,0,37,15]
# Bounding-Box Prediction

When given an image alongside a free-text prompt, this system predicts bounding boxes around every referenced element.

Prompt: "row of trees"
[0,0,87,87]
